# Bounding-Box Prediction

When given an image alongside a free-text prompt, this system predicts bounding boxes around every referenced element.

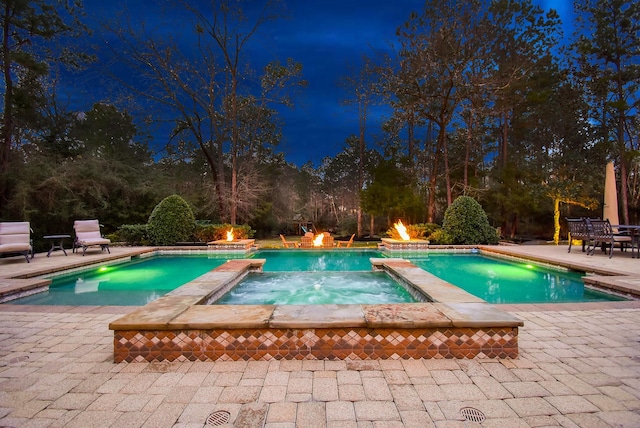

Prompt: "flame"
[394,220,411,241]
[226,228,234,241]
[313,233,324,247]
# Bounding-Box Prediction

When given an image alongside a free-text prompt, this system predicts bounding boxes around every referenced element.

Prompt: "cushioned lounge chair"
[336,233,355,248]
[279,234,298,248]
[0,222,33,263]
[73,220,111,256]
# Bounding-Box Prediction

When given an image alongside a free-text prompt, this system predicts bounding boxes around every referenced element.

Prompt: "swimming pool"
[7,250,624,305]
[403,253,625,304]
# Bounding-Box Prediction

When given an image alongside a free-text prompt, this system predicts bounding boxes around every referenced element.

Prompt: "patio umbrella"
[603,162,619,225]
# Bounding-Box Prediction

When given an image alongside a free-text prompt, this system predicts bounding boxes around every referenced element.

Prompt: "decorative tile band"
[113,326,519,362]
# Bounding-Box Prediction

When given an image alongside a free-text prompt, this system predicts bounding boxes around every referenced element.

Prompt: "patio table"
[612,225,640,259]
[43,234,71,257]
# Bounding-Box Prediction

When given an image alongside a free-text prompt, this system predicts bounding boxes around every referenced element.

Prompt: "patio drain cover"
[205,410,231,426]
[460,407,486,423]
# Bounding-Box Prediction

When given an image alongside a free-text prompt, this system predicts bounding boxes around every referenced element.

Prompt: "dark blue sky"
[74,0,575,167]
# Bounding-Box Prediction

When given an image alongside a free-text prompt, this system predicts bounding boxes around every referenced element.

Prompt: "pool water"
[251,249,385,271]
[9,255,235,306]
[215,271,416,305]
[7,250,624,306]
[404,253,625,304]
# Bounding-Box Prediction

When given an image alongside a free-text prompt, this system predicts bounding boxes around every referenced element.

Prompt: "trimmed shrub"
[117,224,150,246]
[147,195,196,245]
[442,196,499,245]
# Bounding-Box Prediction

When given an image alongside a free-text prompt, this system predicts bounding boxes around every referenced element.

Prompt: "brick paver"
[0,305,639,427]
[2,244,640,426]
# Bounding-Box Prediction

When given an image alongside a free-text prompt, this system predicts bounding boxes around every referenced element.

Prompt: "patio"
[1,244,640,426]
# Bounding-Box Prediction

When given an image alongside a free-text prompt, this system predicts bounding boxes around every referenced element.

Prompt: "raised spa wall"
[109,258,523,362]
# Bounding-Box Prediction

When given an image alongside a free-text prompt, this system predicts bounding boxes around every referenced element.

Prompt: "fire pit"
[207,228,255,252]
[381,220,429,251]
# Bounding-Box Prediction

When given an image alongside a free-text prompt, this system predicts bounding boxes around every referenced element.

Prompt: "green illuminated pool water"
[9,254,237,306]
[7,250,625,306]
[403,253,625,304]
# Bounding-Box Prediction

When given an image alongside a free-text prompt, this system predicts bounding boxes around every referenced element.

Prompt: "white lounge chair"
[73,220,111,256]
[0,222,33,263]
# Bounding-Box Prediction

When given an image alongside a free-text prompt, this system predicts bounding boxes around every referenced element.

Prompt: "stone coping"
[108,258,523,332]
[0,278,51,304]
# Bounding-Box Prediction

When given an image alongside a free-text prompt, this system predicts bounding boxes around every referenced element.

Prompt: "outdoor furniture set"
[0,219,110,263]
[566,217,639,259]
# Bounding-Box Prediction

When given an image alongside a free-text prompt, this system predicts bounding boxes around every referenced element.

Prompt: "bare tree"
[105,0,304,223]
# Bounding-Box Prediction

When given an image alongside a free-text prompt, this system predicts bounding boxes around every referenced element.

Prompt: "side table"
[43,234,71,257]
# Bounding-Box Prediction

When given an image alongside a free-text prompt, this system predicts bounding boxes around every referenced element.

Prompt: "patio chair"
[0,221,33,263]
[586,218,632,258]
[279,234,298,248]
[73,220,111,256]
[299,232,314,249]
[336,233,355,248]
[565,217,591,253]
[322,233,334,248]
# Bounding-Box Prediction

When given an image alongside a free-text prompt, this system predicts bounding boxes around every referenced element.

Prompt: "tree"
[0,0,90,211]
[574,0,640,224]
[106,0,305,224]
[342,58,381,237]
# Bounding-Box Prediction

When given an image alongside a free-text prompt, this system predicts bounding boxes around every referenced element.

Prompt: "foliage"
[147,195,196,245]
[193,223,255,242]
[116,224,150,246]
[442,196,499,244]
[427,229,454,245]
[415,223,440,238]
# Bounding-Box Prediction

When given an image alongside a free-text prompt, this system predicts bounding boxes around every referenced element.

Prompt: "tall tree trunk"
[1,7,13,208]
[369,213,374,238]
[427,124,443,222]
[501,109,509,167]
[442,120,452,206]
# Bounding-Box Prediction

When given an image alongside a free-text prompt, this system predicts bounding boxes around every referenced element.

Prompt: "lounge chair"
[0,222,33,263]
[73,220,111,256]
[336,233,355,248]
[586,218,632,258]
[279,234,298,248]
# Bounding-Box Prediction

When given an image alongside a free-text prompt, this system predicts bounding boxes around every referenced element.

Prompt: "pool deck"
[1,244,640,426]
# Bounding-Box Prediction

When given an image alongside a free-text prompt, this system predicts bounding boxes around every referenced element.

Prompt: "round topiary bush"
[442,196,499,245]
[147,194,196,245]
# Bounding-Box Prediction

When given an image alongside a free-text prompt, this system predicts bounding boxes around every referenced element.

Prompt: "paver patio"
[1,244,639,427]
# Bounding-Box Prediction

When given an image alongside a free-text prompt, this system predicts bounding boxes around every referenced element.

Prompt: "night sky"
[71,0,575,167]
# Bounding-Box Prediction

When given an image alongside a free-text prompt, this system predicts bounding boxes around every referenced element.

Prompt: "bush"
[442,196,499,245]
[147,194,196,245]
[193,223,254,242]
[117,224,150,246]
[427,229,454,245]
